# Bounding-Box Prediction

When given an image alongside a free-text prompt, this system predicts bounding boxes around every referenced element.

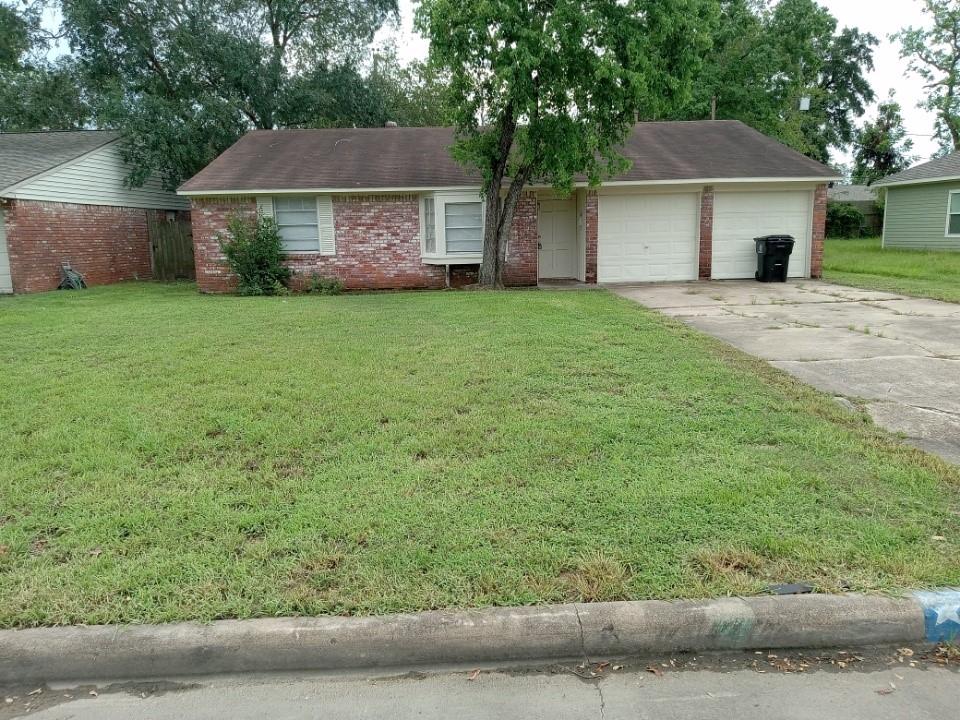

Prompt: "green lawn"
[1,283,959,628]
[824,237,960,303]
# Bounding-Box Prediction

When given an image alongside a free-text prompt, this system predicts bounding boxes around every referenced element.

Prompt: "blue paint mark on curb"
[913,589,960,643]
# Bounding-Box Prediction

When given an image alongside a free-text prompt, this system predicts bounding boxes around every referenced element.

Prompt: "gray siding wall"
[884,181,960,250]
[8,142,189,211]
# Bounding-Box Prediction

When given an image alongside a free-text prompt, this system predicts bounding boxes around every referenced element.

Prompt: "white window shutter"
[317,195,336,255]
[256,196,274,217]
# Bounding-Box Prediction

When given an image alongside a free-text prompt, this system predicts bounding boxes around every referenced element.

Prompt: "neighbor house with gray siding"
[0,131,190,294]
[874,152,960,251]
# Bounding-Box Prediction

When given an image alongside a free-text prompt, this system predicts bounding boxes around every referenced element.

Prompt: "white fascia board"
[179,176,839,198]
[177,185,482,197]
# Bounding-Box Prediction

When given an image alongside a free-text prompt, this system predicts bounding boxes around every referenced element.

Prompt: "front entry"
[538,198,577,279]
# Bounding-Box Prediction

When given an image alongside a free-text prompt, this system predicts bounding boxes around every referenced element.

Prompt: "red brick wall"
[584,191,598,283]
[287,194,446,290]
[3,199,161,293]
[191,192,539,293]
[502,191,538,286]
[698,186,714,280]
[190,196,255,293]
[810,183,827,279]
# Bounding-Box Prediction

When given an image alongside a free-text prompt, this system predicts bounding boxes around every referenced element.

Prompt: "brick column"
[503,191,539,286]
[584,191,598,284]
[810,183,827,278]
[698,186,714,280]
[190,197,256,293]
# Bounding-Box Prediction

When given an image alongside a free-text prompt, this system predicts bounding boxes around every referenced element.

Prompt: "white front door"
[712,190,812,279]
[538,198,577,279]
[597,192,699,283]
[0,209,11,294]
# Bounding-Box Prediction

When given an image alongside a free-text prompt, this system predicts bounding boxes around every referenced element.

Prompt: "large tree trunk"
[479,112,517,288]
[479,171,532,288]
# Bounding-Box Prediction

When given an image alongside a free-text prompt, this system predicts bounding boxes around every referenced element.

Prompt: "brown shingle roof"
[178,121,836,194]
[873,151,960,187]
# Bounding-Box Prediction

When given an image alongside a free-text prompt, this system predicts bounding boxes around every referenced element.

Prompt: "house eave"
[874,174,960,189]
[178,176,840,198]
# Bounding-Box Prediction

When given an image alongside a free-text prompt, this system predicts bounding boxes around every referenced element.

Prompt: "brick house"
[178,122,836,293]
[0,131,190,294]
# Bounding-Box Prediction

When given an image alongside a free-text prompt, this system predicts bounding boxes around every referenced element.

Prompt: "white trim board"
[178,177,839,198]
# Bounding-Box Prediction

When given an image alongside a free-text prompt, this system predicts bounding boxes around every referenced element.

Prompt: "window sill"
[422,254,483,265]
[281,251,335,257]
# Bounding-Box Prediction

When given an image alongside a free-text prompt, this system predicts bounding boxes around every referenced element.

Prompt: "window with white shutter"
[269,195,336,254]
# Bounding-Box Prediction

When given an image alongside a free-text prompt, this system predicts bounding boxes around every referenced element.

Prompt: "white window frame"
[269,195,336,256]
[946,190,960,238]
[420,191,485,263]
[274,195,321,253]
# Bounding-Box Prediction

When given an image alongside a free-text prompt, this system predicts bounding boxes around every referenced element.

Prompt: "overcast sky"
[43,0,938,165]
[374,0,939,165]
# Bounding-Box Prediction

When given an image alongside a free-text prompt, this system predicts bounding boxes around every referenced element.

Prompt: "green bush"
[826,203,865,239]
[305,273,345,295]
[218,214,292,295]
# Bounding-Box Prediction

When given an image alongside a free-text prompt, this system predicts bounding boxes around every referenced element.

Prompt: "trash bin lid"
[754,234,795,242]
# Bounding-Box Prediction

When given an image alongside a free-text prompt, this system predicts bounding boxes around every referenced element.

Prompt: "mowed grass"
[824,237,960,303]
[1,283,959,628]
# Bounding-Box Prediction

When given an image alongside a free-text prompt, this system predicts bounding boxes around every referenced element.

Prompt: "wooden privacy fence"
[149,213,195,282]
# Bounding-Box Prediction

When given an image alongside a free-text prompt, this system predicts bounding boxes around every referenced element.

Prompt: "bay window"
[421,192,485,260]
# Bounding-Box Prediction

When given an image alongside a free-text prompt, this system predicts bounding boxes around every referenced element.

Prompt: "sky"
[373,0,941,165]
[43,0,939,165]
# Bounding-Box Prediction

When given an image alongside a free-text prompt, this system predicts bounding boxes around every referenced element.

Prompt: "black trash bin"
[755,235,795,282]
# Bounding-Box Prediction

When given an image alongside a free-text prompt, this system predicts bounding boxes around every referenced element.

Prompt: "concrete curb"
[1,591,958,683]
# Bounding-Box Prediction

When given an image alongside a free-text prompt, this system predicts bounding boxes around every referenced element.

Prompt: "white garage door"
[712,190,812,279]
[598,192,699,283]
[0,209,11,294]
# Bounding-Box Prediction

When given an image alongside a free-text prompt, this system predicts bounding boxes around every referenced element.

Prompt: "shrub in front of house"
[826,202,865,239]
[218,215,292,295]
[305,273,345,295]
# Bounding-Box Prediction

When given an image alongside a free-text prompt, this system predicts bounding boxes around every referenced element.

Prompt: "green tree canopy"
[417,0,715,287]
[852,94,916,186]
[0,1,89,131]
[678,0,876,163]
[895,0,960,153]
[60,0,399,188]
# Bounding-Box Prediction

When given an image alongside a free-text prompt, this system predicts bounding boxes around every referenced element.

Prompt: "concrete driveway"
[611,280,960,464]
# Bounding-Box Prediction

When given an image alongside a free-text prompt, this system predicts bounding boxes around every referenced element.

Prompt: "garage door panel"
[713,191,811,279]
[598,193,698,283]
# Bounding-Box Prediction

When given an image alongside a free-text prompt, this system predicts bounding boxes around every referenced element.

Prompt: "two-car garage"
[596,187,814,283]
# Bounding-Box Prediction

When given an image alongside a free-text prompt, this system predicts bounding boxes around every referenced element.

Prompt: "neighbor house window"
[274,196,320,252]
[948,191,960,236]
[420,192,484,257]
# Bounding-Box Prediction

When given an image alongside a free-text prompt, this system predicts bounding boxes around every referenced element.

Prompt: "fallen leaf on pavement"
[646,665,663,677]
[876,688,895,696]
[467,669,480,681]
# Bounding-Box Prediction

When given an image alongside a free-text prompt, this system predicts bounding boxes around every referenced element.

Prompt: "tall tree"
[0,1,89,131]
[367,45,455,127]
[678,0,876,163]
[852,94,916,185]
[417,0,715,288]
[895,0,960,153]
[61,0,399,188]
